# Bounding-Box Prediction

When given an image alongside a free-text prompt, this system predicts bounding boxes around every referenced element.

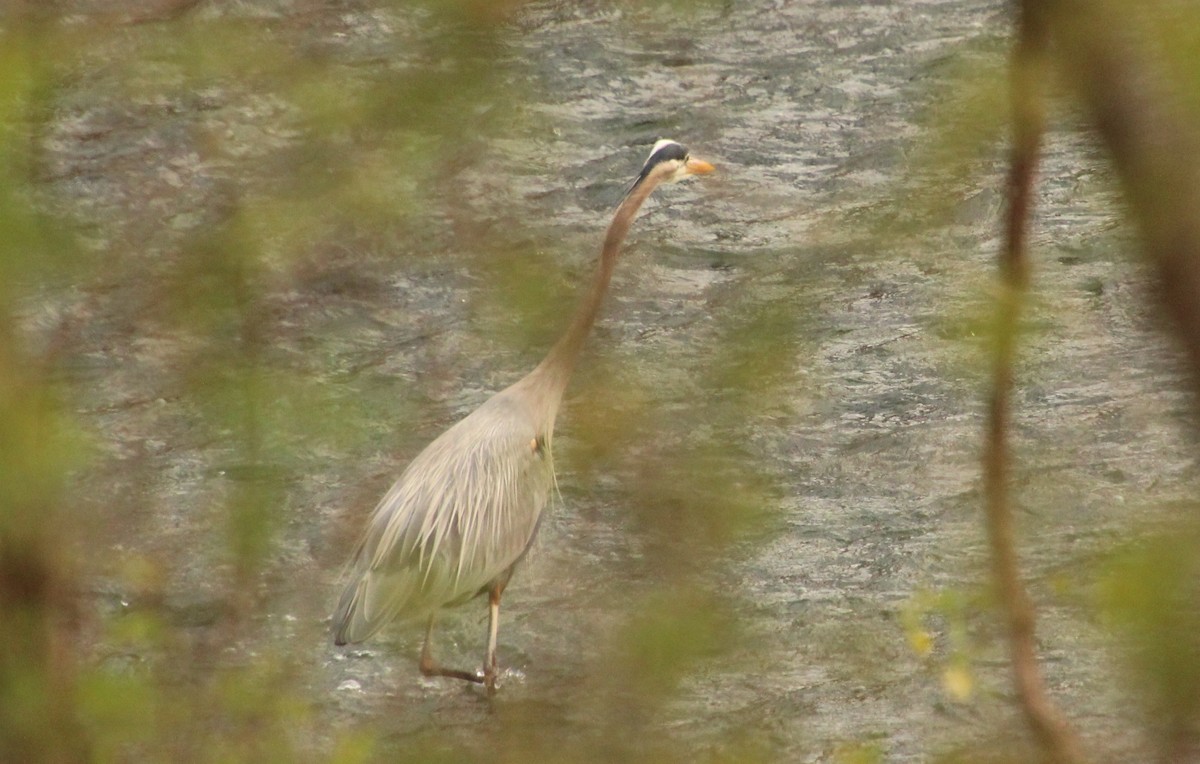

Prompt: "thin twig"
[984,2,1088,762]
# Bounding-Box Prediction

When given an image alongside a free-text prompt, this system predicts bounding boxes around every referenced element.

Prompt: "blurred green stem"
[0,16,86,761]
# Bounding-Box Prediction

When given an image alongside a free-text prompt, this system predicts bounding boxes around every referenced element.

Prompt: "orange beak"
[686,157,716,175]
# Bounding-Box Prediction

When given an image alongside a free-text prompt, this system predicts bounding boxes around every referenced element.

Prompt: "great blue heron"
[332,139,715,692]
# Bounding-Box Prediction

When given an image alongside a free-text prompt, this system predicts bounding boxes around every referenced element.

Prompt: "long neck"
[522,172,663,404]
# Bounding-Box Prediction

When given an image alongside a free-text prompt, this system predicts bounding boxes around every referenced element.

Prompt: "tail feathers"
[331,569,418,646]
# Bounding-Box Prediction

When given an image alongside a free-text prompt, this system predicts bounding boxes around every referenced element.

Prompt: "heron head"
[631,139,715,190]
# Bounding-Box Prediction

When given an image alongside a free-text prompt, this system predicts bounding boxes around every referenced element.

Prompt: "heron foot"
[418,652,485,685]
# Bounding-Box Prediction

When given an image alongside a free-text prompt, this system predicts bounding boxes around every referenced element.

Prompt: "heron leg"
[483,581,507,693]
[419,615,483,684]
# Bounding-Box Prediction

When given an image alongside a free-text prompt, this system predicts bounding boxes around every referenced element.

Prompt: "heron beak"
[686,157,716,175]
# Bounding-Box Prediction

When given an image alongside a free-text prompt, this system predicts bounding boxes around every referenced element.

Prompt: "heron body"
[333,379,556,641]
[332,140,715,691]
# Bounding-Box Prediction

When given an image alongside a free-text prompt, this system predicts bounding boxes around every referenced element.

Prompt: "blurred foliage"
[0,0,545,761]
[5,0,1200,762]
[1096,514,1200,756]
[901,588,979,704]
[899,0,1200,759]
[849,37,1009,243]
[832,741,884,764]
[858,0,1200,759]
[0,0,784,762]
[704,296,808,411]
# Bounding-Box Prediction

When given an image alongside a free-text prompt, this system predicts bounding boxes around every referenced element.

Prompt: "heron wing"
[332,390,554,644]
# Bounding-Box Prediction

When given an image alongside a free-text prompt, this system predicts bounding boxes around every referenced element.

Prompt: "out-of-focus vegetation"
[1,1,777,761]
[0,2,551,761]
[893,1,1200,760]
[5,0,1200,761]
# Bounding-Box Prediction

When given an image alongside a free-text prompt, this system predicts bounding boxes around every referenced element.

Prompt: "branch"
[1047,2,1200,760]
[984,2,1088,761]
[1050,1,1200,395]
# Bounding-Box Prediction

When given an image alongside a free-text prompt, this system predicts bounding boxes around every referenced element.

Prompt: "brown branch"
[984,2,1088,762]
[1049,1,1200,398]
[1046,3,1200,760]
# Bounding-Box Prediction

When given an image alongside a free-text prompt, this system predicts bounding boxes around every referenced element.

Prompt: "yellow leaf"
[906,628,934,657]
[942,664,974,702]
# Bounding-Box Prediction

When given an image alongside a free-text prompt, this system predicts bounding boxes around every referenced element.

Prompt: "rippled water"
[37,0,1196,760]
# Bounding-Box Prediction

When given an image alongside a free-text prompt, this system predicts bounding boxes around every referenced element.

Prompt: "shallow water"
[33,0,1197,760]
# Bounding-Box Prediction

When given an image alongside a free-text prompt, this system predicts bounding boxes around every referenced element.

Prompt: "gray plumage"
[333,385,553,643]
[332,139,715,691]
